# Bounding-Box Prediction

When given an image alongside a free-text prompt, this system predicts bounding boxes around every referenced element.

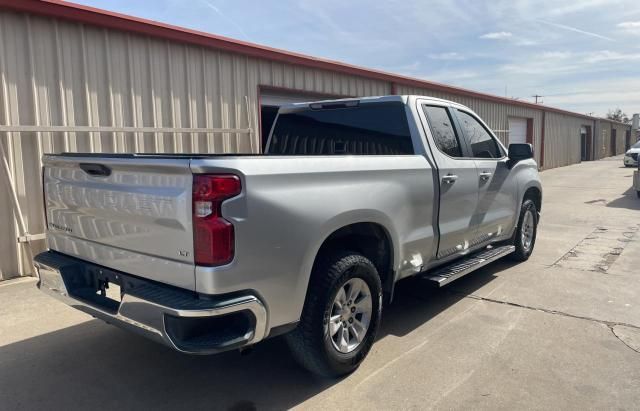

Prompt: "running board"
[421,245,515,287]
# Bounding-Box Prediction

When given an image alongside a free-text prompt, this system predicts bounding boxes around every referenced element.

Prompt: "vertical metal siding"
[595,120,608,159]
[612,122,627,155]
[0,10,391,279]
[594,119,632,159]
[542,112,592,169]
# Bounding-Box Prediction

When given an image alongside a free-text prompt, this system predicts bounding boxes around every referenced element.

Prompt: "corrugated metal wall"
[542,112,593,169]
[612,122,628,155]
[0,10,390,279]
[594,120,607,160]
[594,120,628,159]
[395,85,544,164]
[0,8,631,279]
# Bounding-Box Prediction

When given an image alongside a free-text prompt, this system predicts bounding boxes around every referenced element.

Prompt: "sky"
[75,0,640,117]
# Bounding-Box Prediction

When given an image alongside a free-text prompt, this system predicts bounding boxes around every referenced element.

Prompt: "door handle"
[442,174,458,184]
[479,171,493,181]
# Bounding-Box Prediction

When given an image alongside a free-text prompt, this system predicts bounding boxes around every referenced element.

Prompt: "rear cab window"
[266,102,414,155]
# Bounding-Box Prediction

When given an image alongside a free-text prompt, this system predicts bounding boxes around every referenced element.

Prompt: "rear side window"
[456,110,502,159]
[423,105,463,157]
[267,102,414,155]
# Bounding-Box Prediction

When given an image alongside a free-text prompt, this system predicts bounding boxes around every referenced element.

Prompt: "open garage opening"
[581,125,593,161]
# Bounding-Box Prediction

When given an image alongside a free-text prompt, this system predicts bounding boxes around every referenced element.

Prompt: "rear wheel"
[286,251,382,377]
[509,199,538,261]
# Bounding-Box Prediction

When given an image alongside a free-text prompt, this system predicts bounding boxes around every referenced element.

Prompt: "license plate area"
[65,265,124,314]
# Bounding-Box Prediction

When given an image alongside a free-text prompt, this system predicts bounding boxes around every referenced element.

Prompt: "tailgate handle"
[79,163,111,177]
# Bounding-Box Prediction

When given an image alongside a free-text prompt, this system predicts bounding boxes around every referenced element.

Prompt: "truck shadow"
[0,262,508,411]
[605,187,640,210]
[380,260,509,338]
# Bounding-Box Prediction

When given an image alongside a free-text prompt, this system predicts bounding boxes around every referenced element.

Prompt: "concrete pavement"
[1,155,639,410]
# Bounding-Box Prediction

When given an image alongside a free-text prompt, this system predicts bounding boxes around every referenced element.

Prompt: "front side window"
[456,110,502,159]
[423,105,463,158]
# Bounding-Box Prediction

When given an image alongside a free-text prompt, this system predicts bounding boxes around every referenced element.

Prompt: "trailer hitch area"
[97,278,109,297]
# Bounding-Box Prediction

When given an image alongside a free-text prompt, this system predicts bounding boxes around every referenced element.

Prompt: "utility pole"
[532,94,543,104]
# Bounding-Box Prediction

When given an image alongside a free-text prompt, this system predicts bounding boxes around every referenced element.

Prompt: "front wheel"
[509,199,538,261]
[286,252,382,377]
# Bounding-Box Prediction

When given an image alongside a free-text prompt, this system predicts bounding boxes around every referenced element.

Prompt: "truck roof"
[278,95,462,112]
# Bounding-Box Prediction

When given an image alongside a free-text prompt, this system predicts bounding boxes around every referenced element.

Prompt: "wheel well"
[523,187,542,213]
[315,223,394,297]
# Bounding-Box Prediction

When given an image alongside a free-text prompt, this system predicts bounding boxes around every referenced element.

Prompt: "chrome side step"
[421,245,515,287]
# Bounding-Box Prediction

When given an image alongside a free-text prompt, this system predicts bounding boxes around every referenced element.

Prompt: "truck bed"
[53,152,264,159]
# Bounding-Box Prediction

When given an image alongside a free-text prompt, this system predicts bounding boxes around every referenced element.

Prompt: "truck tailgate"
[42,155,195,290]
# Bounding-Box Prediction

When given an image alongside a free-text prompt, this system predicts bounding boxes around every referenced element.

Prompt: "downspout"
[0,138,37,278]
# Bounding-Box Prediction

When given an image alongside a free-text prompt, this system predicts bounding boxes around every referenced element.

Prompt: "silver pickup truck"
[35,95,541,377]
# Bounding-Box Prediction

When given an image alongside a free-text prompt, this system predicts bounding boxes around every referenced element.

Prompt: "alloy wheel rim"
[521,210,534,251]
[327,277,372,354]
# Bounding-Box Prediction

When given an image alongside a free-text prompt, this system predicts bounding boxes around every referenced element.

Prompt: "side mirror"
[508,143,533,165]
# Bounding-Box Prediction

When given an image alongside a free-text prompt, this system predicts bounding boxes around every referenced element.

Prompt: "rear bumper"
[34,251,268,354]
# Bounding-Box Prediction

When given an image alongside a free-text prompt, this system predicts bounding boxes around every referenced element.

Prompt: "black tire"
[286,251,382,377]
[509,199,538,262]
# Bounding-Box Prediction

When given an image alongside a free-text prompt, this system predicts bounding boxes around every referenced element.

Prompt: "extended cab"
[35,95,541,377]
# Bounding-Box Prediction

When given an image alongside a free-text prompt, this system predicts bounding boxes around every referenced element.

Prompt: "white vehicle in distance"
[624,140,640,167]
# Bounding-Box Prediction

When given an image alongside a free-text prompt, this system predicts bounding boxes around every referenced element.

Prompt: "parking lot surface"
[1,155,639,410]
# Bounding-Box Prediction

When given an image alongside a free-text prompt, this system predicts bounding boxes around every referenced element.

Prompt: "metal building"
[0,0,633,279]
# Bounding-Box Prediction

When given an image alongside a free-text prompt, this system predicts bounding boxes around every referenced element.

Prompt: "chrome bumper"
[35,251,268,354]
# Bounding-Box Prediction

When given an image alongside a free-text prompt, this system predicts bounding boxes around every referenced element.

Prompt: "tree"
[606,108,629,123]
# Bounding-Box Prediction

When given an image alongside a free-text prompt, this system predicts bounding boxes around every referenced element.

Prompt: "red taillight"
[192,174,241,266]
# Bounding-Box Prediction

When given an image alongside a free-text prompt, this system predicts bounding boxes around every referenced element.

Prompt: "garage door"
[508,118,527,144]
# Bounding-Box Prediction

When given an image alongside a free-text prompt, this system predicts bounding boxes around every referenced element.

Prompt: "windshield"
[632,140,640,149]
